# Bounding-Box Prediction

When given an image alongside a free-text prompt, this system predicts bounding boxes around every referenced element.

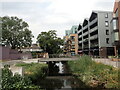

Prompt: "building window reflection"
[113,19,118,30]
[105,21,109,27]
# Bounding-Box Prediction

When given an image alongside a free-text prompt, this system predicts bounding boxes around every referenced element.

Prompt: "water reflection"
[39,78,64,90]
[39,61,89,89]
[39,76,89,90]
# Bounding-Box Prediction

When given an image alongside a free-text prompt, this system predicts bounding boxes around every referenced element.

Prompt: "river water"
[38,61,89,90]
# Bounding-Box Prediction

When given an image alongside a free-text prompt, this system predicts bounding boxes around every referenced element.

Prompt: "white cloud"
[0,0,47,2]
[1,0,115,43]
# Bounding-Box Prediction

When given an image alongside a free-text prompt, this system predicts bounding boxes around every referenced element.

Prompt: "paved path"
[92,58,120,68]
[38,57,79,62]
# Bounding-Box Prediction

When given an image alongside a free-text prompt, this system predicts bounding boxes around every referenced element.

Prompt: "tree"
[1,16,34,49]
[37,30,63,54]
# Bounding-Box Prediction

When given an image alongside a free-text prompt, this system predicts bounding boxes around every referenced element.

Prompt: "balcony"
[78,47,82,50]
[78,29,82,34]
[83,31,88,36]
[90,26,98,33]
[79,35,82,38]
[83,25,88,30]
[83,38,88,43]
[79,41,82,44]
[71,49,75,51]
[89,18,98,26]
[83,45,89,49]
[90,35,98,40]
[90,43,99,48]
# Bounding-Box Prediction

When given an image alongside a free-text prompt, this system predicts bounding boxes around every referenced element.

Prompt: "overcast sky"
[1,0,115,43]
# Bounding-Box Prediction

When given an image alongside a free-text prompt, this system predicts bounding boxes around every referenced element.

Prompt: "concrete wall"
[0,46,10,60]
[0,46,32,60]
[98,11,113,48]
[10,66,24,76]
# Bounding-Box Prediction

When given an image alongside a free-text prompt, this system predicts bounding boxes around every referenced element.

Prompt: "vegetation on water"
[68,55,120,89]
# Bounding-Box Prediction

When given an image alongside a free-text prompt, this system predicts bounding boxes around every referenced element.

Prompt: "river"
[38,61,89,90]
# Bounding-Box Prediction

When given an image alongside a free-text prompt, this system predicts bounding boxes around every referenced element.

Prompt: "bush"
[16,63,48,85]
[1,65,40,89]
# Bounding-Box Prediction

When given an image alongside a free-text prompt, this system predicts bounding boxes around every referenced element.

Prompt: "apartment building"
[111,0,120,56]
[64,25,78,56]
[78,11,114,57]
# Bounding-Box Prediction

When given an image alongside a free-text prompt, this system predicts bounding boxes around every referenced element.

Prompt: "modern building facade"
[78,11,114,57]
[64,25,78,56]
[111,0,120,56]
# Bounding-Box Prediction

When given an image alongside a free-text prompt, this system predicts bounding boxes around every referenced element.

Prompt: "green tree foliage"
[37,30,63,54]
[1,16,34,49]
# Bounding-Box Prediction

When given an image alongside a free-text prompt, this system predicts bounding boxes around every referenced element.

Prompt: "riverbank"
[16,62,48,89]
[67,55,120,89]
[16,62,48,76]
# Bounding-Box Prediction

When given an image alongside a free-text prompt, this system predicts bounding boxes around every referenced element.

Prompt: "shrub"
[16,62,48,85]
[1,65,40,89]
[68,55,120,88]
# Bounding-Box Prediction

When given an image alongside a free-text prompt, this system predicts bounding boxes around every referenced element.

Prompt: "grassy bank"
[16,62,48,76]
[68,55,120,89]
[16,62,48,89]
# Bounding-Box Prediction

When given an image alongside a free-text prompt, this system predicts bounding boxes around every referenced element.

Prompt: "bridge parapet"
[48,54,73,58]
[38,57,79,62]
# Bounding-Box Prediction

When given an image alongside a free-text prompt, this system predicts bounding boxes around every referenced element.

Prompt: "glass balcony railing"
[79,35,82,38]
[79,41,82,44]
[89,18,98,26]
[90,35,98,40]
[90,26,98,33]
[83,25,88,30]
[79,47,82,49]
[90,43,99,48]
[83,31,88,36]
[78,29,82,34]
[83,45,89,48]
[83,38,88,42]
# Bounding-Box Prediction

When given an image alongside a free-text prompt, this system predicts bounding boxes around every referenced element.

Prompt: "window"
[114,32,119,41]
[113,19,118,30]
[72,46,75,49]
[105,21,109,27]
[105,13,108,18]
[71,36,75,40]
[75,31,77,33]
[72,41,75,44]
[106,38,109,44]
[106,30,109,35]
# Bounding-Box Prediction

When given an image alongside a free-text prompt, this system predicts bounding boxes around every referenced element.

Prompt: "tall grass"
[68,55,120,89]
[16,63,48,84]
